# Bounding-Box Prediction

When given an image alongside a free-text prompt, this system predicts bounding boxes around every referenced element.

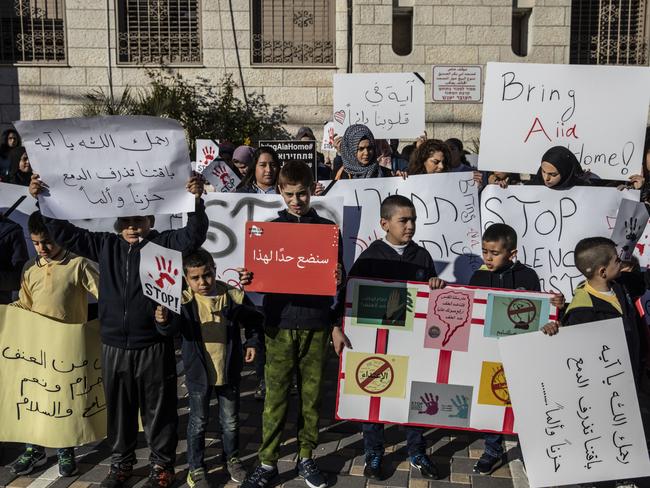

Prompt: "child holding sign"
[29,173,207,488]
[332,194,445,481]
[154,248,263,488]
[238,161,343,488]
[9,211,99,477]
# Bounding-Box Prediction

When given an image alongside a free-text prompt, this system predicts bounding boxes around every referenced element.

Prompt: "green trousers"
[258,328,329,465]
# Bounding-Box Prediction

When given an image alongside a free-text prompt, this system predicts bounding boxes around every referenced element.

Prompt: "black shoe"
[100,463,134,488]
[241,465,278,488]
[473,452,504,475]
[142,465,174,488]
[410,453,439,479]
[290,382,299,396]
[11,448,47,475]
[363,453,383,481]
[296,458,327,488]
[187,467,211,488]
[254,380,266,401]
[58,449,78,477]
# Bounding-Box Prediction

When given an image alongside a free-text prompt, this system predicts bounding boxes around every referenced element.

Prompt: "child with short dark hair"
[238,161,343,488]
[333,194,446,481]
[10,211,99,477]
[471,223,565,475]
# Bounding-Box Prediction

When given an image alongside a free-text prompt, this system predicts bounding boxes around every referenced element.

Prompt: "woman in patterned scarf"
[335,124,392,180]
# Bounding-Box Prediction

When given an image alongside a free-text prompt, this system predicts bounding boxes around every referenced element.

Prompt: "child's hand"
[236,267,253,286]
[394,170,408,180]
[186,174,205,198]
[472,171,484,191]
[541,321,560,336]
[550,293,565,309]
[29,173,48,198]
[415,131,427,148]
[332,326,352,356]
[314,182,325,196]
[155,305,169,324]
[335,263,343,286]
[428,277,446,290]
[244,347,256,363]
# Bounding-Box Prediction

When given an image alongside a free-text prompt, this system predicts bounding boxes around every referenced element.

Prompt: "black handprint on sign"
[625,217,639,241]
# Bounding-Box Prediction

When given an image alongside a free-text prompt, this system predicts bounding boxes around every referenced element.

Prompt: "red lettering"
[524,116,552,143]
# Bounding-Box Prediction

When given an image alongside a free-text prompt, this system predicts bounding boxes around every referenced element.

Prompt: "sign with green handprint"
[351,282,417,331]
[408,381,473,427]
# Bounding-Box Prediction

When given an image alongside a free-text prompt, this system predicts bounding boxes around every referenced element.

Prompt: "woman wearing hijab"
[528,146,590,190]
[334,124,392,180]
[9,147,32,186]
[0,128,21,182]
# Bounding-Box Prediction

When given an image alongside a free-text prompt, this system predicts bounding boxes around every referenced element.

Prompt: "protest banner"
[333,72,425,139]
[195,138,219,173]
[244,221,339,295]
[15,116,195,219]
[336,279,557,433]
[200,193,344,287]
[321,122,336,151]
[0,306,106,447]
[323,172,482,283]
[498,318,650,487]
[611,199,649,261]
[259,140,317,179]
[202,159,241,193]
[478,62,650,180]
[432,65,482,103]
[139,241,183,314]
[480,185,638,299]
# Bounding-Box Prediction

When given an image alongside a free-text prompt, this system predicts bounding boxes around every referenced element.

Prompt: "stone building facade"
[0,0,647,144]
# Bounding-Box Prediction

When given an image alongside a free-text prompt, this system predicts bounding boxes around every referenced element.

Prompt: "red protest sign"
[244,221,339,296]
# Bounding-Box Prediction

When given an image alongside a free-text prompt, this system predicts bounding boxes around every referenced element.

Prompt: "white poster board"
[15,116,195,219]
[611,199,649,261]
[202,159,240,193]
[478,62,650,180]
[432,65,482,103]
[195,138,219,173]
[499,319,650,487]
[480,185,638,299]
[336,279,557,433]
[139,241,183,314]
[333,73,425,139]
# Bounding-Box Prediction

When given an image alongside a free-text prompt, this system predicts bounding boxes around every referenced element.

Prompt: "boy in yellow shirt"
[10,211,99,477]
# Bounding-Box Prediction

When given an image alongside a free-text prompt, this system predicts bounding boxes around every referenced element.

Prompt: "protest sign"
[245,221,339,295]
[15,116,194,219]
[333,72,425,139]
[336,279,557,433]
[195,138,219,173]
[478,62,650,180]
[200,193,344,288]
[259,140,317,178]
[611,199,649,261]
[323,172,482,283]
[480,185,638,299]
[0,306,106,447]
[139,241,183,314]
[202,159,240,193]
[499,318,650,487]
[321,122,336,151]
[432,65,482,103]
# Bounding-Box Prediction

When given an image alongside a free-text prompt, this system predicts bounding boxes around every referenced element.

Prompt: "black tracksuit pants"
[101,341,178,468]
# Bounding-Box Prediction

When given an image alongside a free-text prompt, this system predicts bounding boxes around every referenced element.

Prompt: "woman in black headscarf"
[9,147,32,186]
[528,146,590,190]
[0,128,21,181]
[334,124,392,180]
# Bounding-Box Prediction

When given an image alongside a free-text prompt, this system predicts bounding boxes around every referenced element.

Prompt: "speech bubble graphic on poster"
[424,289,473,351]
[202,159,240,193]
[139,241,182,313]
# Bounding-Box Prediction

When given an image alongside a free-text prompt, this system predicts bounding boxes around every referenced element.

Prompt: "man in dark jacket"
[0,215,28,304]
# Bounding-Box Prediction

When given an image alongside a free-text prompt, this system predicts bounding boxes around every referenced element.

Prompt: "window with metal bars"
[251,0,335,66]
[116,0,201,65]
[570,0,648,65]
[0,0,66,64]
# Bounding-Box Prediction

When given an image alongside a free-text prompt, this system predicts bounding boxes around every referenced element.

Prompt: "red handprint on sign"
[327,126,335,145]
[202,146,216,165]
[418,393,440,415]
[211,163,236,191]
[148,256,179,289]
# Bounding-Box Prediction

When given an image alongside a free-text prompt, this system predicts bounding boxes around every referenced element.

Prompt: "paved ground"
[1,351,649,488]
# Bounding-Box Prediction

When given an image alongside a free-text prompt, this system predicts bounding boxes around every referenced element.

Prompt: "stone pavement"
[1,352,649,488]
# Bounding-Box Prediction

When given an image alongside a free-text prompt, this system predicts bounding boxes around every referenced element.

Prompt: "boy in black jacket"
[29,173,208,488]
[470,224,565,475]
[332,195,446,482]
[155,248,262,488]
[239,162,343,488]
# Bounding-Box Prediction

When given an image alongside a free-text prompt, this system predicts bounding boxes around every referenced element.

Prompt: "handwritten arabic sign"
[333,72,425,139]
[196,138,219,173]
[432,65,482,103]
[611,199,649,261]
[245,221,339,296]
[499,318,650,487]
[478,62,650,180]
[480,185,638,299]
[336,279,557,433]
[202,159,241,193]
[139,241,183,314]
[0,306,106,447]
[15,116,194,219]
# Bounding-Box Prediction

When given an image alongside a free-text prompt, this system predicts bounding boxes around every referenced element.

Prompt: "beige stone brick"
[413,25,446,45]
[86,67,122,87]
[526,46,556,63]
[221,29,250,50]
[285,104,332,125]
[284,69,334,87]
[224,47,250,68]
[467,25,510,45]
[41,104,80,119]
[554,45,569,63]
[359,44,380,64]
[380,44,425,65]
[66,0,104,9]
[120,69,155,86]
[539,0,571,6]
[453,103,482,122]
[318,87,333,105]
[414,5,434,25]
[409,478,429,488]
[43,67,88,86]
[69,48,108,67]
[534,26,570,45]
[67,28,107,49]
[18,104,40,120]
[426,45,478,64]
[432,122,464,140]
[59,86,90,105]
[202,48,225,67]
[426,102,453,122]
[203,29,225,50]
[454,6,491,25]
[433,6,454,24]
[497,45,526,62]
[534,6,566,26]
[66,9,108,29]
[374,5,392,24]
[478,45,501,63]
[355,24,387,44]
[20,85,59,105]
[491,6,512,26]
[445,25,467,45]
[450,472,471,484]
[16,68,41,86]
[264,87,317,106]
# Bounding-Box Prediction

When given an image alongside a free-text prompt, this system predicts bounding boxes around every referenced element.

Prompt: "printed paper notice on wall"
[139,241,183,313]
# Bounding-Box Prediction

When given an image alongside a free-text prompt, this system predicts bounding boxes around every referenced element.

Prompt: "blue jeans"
[187,384,239,470]
[483,434,503,458]
[26,444,73,458]
[362,423,426,457]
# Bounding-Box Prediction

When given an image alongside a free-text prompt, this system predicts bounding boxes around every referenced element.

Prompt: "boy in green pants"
[238,161,343,488]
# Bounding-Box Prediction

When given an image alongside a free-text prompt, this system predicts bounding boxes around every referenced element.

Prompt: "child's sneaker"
[11,448,47,475]
[187,467,211,488]
[473,452,504,474]
[58,449,78,477]
[100,463,133,488]
[410,453,439,479]
[241,465,278,488]
[227,457,247,483]
[143,465,174,488]
[363,453,383,481]
[296,458,326,488]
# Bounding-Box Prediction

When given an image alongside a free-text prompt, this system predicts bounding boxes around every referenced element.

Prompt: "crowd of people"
[1,121,650,488]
